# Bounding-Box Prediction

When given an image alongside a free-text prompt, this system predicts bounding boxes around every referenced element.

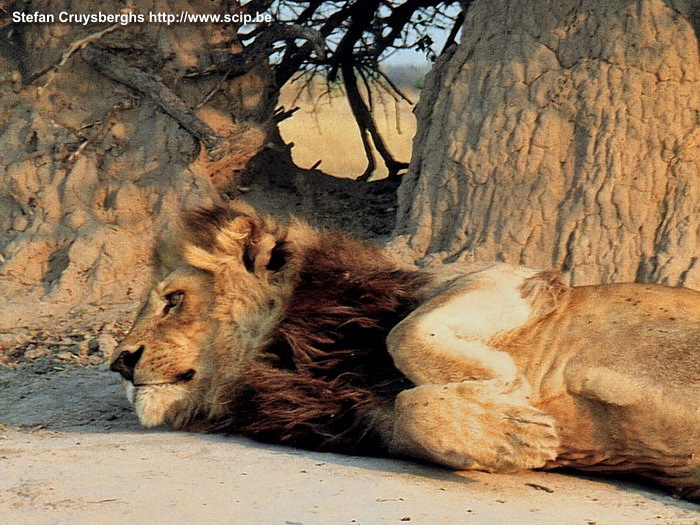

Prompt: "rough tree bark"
[0,1,276,326]
[393,0,700,289]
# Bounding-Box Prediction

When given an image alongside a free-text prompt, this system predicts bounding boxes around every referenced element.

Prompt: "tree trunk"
[393,0,700,289]
[0,1,276,327]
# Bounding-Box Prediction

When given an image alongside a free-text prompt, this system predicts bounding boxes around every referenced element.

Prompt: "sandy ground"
[1,367,698,525]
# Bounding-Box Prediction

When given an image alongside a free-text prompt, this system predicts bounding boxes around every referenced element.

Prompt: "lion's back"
[562,283,700,390]
[504,282,700,397]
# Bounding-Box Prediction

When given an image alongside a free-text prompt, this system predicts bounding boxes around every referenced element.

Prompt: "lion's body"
[390,269,700,498]
[111,203,700,500]
[511,283,700,471]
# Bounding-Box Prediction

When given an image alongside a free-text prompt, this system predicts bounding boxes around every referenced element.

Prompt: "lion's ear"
[266,241,290,272]
[185,215,288,275]
[224,217,291,275]
[183,215,256,273]
[215,216,256,257]
[242,234,292,274]
[242,232,276,274]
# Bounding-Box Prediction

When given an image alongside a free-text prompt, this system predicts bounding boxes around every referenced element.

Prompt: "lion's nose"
[110,345,144,382]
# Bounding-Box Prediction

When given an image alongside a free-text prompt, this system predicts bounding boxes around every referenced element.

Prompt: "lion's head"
[110,202,297,429]
[111,202,422,450]
[111,266,214,427]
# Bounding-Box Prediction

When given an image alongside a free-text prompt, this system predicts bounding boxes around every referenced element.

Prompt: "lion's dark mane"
[232,232,425,454]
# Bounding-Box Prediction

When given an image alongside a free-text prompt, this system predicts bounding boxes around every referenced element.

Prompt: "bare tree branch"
[357,65,374,113]
[270,0,463,180]
[295,0,326,24]
[82,46,228,160]
[213,23,326,77]
[275,5,357,86]
[328,0,382,81]
[341,59,408,180]
[370,0,444,58]
[376,68,414,105]
[440,9,465,54]
[274,105,300,123]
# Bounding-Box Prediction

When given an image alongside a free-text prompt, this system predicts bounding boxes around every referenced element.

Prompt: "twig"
[273,106,300,123]
[195,71,230,109]
[376,68,414,105]
[525,483,555,493]
[290,72,318,108]
[67,139,90,163]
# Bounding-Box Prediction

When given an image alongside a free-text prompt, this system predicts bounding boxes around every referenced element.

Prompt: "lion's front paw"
[392,382,560,472]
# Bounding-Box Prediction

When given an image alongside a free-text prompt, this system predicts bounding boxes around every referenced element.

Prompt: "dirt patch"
[0,368,135,432]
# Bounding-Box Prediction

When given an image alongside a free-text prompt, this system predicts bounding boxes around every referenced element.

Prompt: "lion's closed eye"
[163,291,185,315]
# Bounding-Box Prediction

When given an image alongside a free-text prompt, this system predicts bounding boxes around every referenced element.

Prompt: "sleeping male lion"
[110,202,699,500]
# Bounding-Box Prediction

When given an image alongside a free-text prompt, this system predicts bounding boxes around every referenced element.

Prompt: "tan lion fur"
[111,202,700,501]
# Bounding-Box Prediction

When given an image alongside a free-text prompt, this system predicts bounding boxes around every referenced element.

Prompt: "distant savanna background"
[278,64,428,179]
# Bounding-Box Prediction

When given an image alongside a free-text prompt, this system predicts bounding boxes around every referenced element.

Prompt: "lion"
[110,202,700,501]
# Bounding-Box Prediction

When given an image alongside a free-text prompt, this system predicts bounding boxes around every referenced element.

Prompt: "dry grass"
[278,79,417,180]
